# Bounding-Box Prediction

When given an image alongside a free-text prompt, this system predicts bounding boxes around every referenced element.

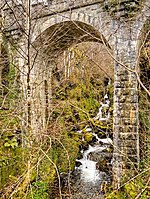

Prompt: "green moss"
[57,135,79,172]
[0,146,28,189]
[84,132,93,142]
[27,181,49,199]
[107,170,150,198]
[0,65,21,189]
[69,131,82,141]
[102,0,143,18]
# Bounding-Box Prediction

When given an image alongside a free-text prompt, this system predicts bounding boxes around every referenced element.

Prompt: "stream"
[60,94,113,199]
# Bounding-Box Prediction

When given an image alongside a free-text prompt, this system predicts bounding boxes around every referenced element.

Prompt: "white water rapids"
[76,145,106,182]
[75,94,113,184]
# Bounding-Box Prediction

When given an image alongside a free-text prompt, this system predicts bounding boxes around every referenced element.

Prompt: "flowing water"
[60,94,113,199]
[76,145,106,182]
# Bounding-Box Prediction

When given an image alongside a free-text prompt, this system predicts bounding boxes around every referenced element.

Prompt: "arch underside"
[33,21,110,59]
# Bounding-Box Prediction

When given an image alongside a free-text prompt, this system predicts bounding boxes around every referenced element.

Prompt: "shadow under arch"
[32,20,111,59]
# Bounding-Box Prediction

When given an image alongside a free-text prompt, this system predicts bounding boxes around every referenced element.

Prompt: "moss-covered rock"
[84,132,93,142]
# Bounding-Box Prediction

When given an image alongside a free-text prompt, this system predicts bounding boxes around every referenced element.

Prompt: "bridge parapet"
[31,0,103,18]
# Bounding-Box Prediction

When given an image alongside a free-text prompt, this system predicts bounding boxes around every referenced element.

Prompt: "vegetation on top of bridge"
[102,0,143,18]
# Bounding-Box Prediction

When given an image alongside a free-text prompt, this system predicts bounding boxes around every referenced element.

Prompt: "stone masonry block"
[119,133,138,140]
[114,109,137,118]
[114,125,138,134]
[120,147,137,155]
[114,94,138,103]
[118,139,137,148]
[114,80,137,88]
[114,117,138,125]
[114,102,138,111]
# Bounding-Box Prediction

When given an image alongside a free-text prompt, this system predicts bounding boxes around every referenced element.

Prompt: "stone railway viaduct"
[0,0,150,188]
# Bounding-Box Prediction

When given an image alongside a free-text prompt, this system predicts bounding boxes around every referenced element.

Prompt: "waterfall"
[76,145,106,183]
[75,92,112,182]
[94,94,110,121]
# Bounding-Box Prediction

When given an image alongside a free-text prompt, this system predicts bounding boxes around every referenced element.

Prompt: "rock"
[84,132,93,142]
[75,161,82,167]
[90,151,112,173]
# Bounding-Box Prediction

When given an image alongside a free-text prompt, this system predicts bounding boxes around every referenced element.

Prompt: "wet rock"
[77,152,83,160]
[60,173,69,188]
[90,151,112,173]
[71,125,80,131]
[80,143,89,151]
[90,151,112,161]
[97,131,107,139]
[92,135,98,143]
[75,161,82,167]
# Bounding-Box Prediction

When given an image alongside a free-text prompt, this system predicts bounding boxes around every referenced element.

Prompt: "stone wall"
[31,0,103,17]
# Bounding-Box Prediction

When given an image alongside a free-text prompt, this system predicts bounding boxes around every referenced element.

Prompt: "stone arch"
[29,19,113,134]
[32,20,111,58]
[31,10,112,45]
